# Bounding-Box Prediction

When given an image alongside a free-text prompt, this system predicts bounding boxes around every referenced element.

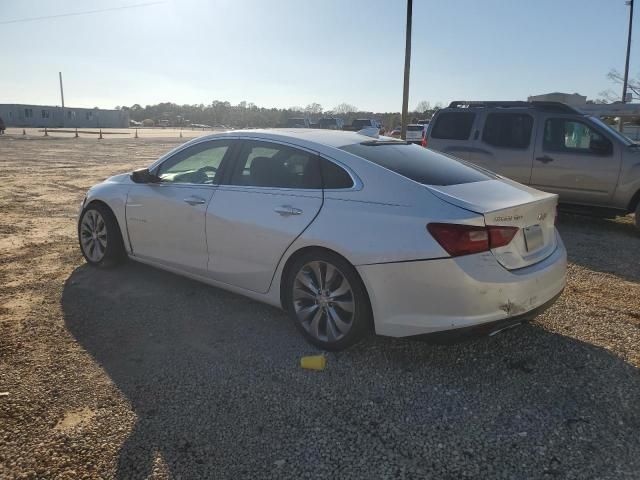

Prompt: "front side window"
[431,112,476,140]
[482,113,533,148]
[544,118,612,154]
[229,141,320,189]
[157,141,230,184]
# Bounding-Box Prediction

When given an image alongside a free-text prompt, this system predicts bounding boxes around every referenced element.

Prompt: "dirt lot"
[0,135,639,479]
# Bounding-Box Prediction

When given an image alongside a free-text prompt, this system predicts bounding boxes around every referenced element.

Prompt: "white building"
[0,104,129,128]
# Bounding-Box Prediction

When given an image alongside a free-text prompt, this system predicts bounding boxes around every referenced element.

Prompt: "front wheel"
[78,203,125,267]
[284,251,372,351]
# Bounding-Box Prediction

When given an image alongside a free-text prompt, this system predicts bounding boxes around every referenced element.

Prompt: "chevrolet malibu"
[78,129,566,350]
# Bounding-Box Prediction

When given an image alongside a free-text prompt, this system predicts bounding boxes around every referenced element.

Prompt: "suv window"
[543,118,612,153]
[157,141,230,184]
[482,113,533,148]
[320,159,353,189]
[229,141,321,188]
[431,112,475,140]
[340,142,493,186]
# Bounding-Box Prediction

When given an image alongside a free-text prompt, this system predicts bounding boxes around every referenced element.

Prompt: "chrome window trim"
[223,135,363,192]
[146,134,363,192]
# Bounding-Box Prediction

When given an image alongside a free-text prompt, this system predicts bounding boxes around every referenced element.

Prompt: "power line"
[0,1,164,25]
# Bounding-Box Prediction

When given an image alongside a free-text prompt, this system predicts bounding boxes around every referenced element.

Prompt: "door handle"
[274,205,303,216]
[535,156,554,164]
[183,196,206,206]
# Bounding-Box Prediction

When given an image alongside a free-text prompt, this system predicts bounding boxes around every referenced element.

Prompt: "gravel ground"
[0,135,639,479]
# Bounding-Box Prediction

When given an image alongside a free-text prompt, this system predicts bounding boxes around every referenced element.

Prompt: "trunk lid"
[426,178,558,269]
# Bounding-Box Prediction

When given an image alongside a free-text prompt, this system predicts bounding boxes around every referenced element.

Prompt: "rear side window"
[340,142,493,186]
[482,113,533,149]
[229,141,321,188]
[320,159,354,189]
[431,112,475,140]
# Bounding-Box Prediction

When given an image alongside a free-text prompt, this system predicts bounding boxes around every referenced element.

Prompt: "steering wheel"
[198,165,218,173]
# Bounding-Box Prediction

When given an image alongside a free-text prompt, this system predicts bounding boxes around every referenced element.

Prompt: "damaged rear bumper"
[356,232,567,337]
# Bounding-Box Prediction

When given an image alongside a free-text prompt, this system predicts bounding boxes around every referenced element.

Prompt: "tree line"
[119,100,443,129]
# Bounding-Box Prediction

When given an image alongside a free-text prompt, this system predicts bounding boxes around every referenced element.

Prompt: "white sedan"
[78,129,566,350]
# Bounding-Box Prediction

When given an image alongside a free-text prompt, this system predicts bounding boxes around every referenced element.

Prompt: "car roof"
[196,128,380,148]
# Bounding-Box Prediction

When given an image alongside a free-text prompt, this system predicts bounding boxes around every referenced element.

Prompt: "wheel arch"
[627,188,640,214]
[278,245,372,317]
[81,198,128,252]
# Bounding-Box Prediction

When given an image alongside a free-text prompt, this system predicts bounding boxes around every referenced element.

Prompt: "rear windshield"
[340,142,493,186]
[407,125,423,131]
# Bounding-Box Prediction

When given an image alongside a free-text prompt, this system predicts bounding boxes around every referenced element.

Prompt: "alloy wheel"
[292,261,355,342]
[80,209,108,263]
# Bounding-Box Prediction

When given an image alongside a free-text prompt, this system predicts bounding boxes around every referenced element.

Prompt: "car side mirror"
[590,138,612,155]
[130,168,160,184]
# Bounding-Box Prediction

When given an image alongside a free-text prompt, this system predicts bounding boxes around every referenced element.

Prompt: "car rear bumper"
[357,232,567,337]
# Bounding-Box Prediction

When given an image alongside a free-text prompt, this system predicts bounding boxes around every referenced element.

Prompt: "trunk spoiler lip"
[423,179,558,217]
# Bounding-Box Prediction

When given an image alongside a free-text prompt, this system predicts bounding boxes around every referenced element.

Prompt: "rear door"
[471,110,535,184]
[426,110,481,161]
[531,115,621,205]
[205,139,323,293]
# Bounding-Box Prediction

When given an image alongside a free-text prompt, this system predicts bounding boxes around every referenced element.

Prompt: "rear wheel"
[78,203,125,267]
[635,202,640,230]
[284,250,372,351]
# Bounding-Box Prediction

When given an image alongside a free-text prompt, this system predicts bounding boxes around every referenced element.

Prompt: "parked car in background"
[286,118,311,128]
[405,124,426,144]
[318,118,344,130]
[389,127,401,138]
[426,101,640,229]
[78,129,566,350]
[343,119,383,133]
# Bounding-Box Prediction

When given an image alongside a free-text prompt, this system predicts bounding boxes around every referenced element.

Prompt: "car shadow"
[556,212,640,282]
[62,261,640,478]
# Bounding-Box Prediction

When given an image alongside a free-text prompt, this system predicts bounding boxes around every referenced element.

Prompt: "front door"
[126,139,233,273]
[206,140,323,293]
[531,115,622,205]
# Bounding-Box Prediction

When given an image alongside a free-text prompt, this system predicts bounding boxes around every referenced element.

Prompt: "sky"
[0,0,637,112]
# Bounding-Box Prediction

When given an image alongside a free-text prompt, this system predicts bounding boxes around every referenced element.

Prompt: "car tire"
[78,203,125,267]
[635,202,640,231]
[283,250,372,351]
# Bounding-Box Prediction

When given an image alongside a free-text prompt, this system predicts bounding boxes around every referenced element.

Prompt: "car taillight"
[487,226,519,248]
[421,136,427,148]
[427,223,518,257]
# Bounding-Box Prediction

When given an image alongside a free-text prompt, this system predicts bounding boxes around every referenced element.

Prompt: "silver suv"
[426,101,640,228]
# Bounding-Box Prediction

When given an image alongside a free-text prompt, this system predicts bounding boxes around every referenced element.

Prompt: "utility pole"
[59,72,65,128]
[620,0,634,131]
[401,0,412,140]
